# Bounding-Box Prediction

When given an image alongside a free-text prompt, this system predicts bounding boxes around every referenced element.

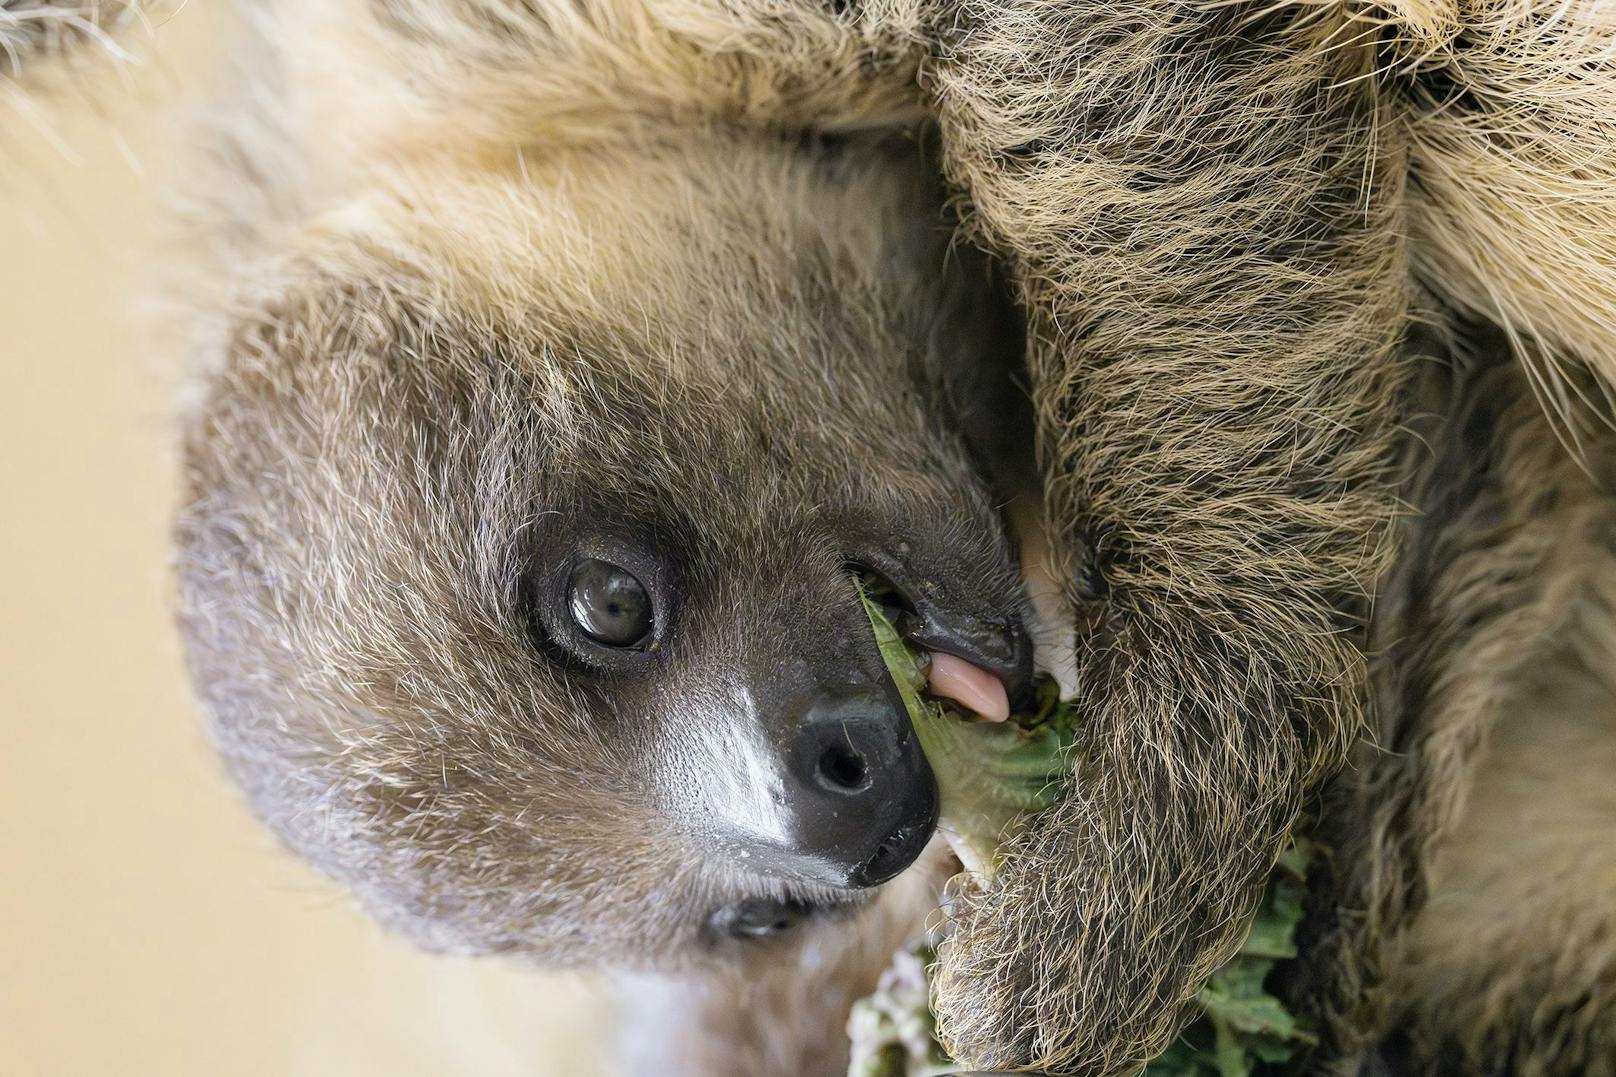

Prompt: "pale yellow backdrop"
[1,9,613,1076]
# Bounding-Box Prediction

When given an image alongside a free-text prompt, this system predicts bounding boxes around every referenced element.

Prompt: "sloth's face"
[178,140,1030,968]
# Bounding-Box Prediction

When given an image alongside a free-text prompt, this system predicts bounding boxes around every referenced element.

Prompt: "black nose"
[763,693,938,889]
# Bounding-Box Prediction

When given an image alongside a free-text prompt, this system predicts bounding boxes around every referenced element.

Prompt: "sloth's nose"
[769,693,938,889]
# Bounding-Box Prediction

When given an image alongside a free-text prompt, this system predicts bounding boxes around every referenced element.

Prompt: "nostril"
[815,742,871,793]
[777,695,939,888]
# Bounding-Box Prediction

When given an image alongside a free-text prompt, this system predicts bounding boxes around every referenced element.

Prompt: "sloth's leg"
[910,3,1412,1071]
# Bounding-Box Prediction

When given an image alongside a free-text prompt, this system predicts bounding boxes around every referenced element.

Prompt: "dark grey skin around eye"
[567,558,653,646]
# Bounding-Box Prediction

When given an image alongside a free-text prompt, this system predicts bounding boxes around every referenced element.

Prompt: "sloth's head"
[177,131,1030,969]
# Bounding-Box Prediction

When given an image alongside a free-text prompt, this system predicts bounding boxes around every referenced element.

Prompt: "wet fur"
[62,0,1616,1073]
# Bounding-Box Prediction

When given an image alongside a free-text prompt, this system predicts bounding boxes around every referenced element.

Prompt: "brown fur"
[920,4,1409,1069]
[175,123,1028,964]
[115,0,1616,1074]
[1299,329,1616,1076]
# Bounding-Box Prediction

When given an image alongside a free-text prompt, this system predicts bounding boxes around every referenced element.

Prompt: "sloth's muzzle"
[730,689,939,890]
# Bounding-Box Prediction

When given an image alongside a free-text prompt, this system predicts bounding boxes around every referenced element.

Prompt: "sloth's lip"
[846,555,1034,707]
[903,606,1033,710]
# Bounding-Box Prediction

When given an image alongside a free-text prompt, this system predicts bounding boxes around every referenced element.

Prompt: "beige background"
[1,9,612,1076]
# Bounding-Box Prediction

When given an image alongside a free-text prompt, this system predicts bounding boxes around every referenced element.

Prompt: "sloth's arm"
[1396,0,1616,407]
[913,3,1411,1071]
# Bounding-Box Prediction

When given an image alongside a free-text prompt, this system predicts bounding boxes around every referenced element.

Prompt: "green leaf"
[1144,839,1321,1077]
[860,591,1076,877]
[1200,980,1307,1041]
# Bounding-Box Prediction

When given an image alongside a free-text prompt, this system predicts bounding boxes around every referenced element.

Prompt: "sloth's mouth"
[848,562,1029,722]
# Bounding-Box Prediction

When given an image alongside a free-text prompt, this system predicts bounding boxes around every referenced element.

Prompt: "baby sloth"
[177,126,1032,957]
[161,0,1616,1074]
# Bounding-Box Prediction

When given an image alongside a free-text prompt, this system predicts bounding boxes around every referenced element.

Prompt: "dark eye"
[710,898,813,941]
[567,558,653,647]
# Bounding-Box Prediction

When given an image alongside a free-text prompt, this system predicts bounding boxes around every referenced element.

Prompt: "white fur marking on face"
[669,679,796,851]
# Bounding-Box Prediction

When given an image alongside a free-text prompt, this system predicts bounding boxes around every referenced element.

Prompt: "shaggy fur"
[1298,327,1616,1076]
[920,4,1409,1069]
[34,0,1613,1073]
[1402,0,1616,452]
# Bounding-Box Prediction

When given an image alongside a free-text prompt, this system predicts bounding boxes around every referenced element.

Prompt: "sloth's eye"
[567,558,653,647]
[709,898,813,941]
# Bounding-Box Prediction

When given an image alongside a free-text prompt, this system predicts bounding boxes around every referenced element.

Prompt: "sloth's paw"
[929,817,1124,1076]
[931,867,1054,1072]
[929,799,1196,1077]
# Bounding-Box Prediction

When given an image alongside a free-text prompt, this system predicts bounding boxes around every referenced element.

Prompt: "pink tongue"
[927,652,1010,722]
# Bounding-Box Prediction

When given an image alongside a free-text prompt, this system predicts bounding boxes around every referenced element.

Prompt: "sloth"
[1312,325,1616,1077]
[17,0,1615,1073]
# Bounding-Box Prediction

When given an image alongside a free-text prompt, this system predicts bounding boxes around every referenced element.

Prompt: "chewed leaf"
[859,590,1076,878]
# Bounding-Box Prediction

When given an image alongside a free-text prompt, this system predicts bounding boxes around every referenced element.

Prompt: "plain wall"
[0,9,613,1075]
